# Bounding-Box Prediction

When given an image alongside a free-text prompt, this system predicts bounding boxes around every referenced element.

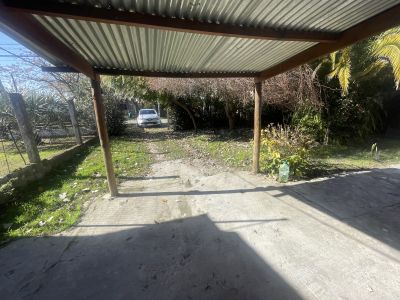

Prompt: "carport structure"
[0,0,399,196]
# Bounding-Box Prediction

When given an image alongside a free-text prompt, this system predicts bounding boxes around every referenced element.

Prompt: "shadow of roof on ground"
[0,214,301,300]
[282,168,400,253]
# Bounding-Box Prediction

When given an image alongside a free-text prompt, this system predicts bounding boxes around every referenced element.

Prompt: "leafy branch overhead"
[327,26,400,95]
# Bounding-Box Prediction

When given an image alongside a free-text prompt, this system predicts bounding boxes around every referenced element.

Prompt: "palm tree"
[327,27,400,95]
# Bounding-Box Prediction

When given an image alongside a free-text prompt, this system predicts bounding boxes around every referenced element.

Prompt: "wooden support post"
[67,99,83,145]
[252,78,263,173]
[9,93,41,163]
[91,75,118,196]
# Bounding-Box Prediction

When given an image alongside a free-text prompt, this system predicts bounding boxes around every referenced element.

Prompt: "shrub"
[260,124,315,178]
[291,110,326,142]
[168,98,197,131]
[103,94,127,136]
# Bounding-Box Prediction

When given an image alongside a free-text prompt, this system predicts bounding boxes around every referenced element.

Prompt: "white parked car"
[137,109,161,127]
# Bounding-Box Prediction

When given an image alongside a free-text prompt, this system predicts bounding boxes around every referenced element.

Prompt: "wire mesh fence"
[0,73,100,178]
[0,110,96,178]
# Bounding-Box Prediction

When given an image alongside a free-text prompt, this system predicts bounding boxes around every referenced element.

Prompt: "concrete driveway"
[1,159,399,299]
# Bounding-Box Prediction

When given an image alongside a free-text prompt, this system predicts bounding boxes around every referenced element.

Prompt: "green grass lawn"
[0,137,80,177]
[309,138,400,174]
[192,135,400,176]
[153,128,400,177]
[0,136,152,243]
[151,129,252,169]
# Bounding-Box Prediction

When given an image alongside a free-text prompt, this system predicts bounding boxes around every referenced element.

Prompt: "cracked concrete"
[1,144,399,299]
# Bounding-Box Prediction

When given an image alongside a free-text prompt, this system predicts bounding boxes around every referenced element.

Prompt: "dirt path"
[1,132,400,299]
[147,139,167,162]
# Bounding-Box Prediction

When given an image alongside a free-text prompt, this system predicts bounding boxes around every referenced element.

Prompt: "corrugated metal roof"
[60,0,400,32]
[34,15,316,73]
[6,0,400,75]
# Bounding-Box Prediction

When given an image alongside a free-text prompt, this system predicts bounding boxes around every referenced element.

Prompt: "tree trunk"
[170,97,197,131]
[132,101,140,116]
[224,101,235,131]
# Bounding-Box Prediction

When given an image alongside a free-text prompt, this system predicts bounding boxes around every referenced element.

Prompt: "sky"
[0,30,43,92]
[0,31,39,67]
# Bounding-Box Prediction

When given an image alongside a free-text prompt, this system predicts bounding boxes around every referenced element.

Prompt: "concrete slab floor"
[0,160,399,299]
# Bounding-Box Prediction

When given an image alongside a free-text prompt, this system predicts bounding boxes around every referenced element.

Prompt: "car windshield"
[139,109,157,115]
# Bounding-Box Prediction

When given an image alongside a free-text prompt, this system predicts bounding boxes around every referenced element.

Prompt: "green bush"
[291,110,326,142]
[103,95,127,136]
[260,124,315,178]
[167,97,197,131]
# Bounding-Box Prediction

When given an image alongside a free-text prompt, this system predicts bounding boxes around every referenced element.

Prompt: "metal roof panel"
[4,0,400,75]
[35,15,317,73]
[60,0,400,32]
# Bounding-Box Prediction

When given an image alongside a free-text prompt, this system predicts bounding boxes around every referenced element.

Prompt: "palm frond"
[327,47,352,95]
[353,60,386,79]
[329,52,337,71]
[370,27,400,83]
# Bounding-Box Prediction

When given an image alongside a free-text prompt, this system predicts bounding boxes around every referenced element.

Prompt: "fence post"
[67,99,83,145]
[9,93,41,163]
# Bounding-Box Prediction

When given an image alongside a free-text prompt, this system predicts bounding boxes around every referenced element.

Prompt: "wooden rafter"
[0,2,95,79]
[41,66,258,78]
[3,0,340,43]
[257,3,400,80]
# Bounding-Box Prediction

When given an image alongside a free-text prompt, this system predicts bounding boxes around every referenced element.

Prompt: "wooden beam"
[0,2,95,79]
[252,78,262,174]
[91,74,118,197]
[41,66,81,74]
[258,4,400,80]
[41,66,258,78]
[4,0,340,43]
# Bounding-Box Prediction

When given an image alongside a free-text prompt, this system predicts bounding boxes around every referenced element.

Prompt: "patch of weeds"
[154,137,186,160]
[188,134,252,169]
[144,127,189,160]
[0,137,152,243]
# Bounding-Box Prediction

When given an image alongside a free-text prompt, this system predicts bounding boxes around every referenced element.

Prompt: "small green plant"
[371,142,379,160]
[260,124,315,179]
[0,180,15,205]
